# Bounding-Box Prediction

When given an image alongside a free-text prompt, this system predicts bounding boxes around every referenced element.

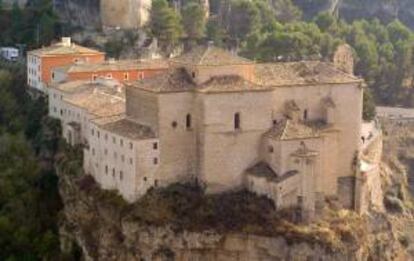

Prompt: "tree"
[149,0,183,54]
[226,0,260,44]
[182,2,207,47]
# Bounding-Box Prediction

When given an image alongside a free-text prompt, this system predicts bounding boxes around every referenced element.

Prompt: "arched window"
[186,114,192,129]
[234,113,241,130]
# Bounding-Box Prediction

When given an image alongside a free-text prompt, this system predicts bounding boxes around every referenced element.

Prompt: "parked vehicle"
[1,47,19,61]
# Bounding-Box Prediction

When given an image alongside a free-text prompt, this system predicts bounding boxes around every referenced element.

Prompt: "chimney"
[61,37,72,47]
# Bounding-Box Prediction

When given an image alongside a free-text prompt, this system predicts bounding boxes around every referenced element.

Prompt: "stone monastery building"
[45,44,382,219]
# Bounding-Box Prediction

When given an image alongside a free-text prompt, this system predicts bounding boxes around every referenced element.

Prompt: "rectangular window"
[153,158,158,165]
[105,165,108,174]
[234,113,241,130]
[153,142,158,150]
[120,139,123,147]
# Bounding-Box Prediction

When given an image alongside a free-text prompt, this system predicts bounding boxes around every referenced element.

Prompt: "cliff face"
[54,0,102,29]
[57,161,408,260]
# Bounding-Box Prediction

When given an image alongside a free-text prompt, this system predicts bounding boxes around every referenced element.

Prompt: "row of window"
[90,72,144,82]
[91,147,159,166]
[171,113,241,131]
[28,67,39,75]
[90,128,158,151]
[103,165,159,187]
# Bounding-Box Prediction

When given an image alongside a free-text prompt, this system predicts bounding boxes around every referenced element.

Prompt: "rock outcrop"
[57,157,408,260]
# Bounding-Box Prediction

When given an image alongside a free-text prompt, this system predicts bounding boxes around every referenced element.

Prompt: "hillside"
[293,0,414,29]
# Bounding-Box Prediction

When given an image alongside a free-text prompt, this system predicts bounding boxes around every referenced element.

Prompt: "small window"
[120,139,123,146]
[92,75,97,81]
[268,146,274,153]
[97,131,100,138]
[172,121,178,128]
[130,142,133,149]
[153,158,158,165]
[234,113,241,130]
[304,109,308,121]
[105,165,108,174]
[273,119,277,126]
[113,136,116,144]
[112,168,115,177]
[91,129,95,136]
[192,72,195,78]
[186,114,192,129]
[154,180,158,187]
[153,142,158,150]
[124,73,129,80]
[143,177,147,182]
[120,171,123,180]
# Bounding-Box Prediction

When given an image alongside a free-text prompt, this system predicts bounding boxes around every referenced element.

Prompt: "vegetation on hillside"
[0,0,61,48]
[149,0,414,110]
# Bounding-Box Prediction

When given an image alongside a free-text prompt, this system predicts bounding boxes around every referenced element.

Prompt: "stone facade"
[48,45,379,218]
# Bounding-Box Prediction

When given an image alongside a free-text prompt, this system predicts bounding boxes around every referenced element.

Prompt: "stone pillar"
[291,142,318,222]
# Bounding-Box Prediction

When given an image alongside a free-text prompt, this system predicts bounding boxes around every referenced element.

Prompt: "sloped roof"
[53,80,93,94]
[129,69,270,93]
[246,162,299,183]
[254,61,360,86]
[197,75,270,93]
[59,59,169,73]
[171,46,253,66]
[129,68,195,93]
[266,119,321,140]
[93,115,155,140]
[29,42,103,57]
[65,88,125,117]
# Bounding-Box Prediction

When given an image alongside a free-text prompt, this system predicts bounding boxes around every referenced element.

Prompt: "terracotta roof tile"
[93,115,155,140]
[254,61,360,86]
[59,59,168,73]
[267,119,321,140]
[171,46,253,66]
[29,43,103,57]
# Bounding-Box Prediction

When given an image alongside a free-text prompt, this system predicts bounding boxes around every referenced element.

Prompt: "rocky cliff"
[57,146,410,261]
[54,0,102,29]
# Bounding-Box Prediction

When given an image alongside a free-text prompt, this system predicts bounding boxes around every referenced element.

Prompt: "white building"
[1,47,19,61]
